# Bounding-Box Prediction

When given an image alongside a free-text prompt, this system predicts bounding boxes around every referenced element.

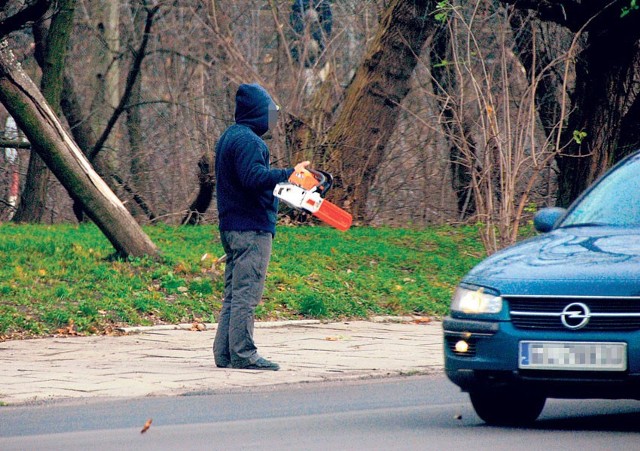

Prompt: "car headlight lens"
[451,286,502,314]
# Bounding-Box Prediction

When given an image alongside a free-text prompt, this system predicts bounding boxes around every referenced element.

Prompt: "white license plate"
[519,341,627,371]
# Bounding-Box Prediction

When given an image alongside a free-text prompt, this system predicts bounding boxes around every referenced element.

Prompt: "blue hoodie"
[215,84,293,235]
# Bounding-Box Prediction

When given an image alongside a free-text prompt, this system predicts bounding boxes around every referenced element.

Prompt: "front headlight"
[451,286,502,314]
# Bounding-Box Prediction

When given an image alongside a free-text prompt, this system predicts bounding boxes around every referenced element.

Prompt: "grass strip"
[0,223,485,339]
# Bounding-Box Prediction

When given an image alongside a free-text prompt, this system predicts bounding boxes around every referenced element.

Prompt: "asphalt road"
[1,375,640,450]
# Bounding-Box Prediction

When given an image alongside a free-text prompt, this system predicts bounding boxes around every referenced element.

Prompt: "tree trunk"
[502,1,640,206]
[556,29,640,206]
[319,0,436,221]
[13,0,75,222]
[123,6,157,222]
[285,63,341,164]
[181,154,215,225]
[429,23,477,219]
[13,152,49,222]
[60,73,96,222]
[86,0,121,193]
[0,40,159,258]
[509,10,565,139]
[126,75,151,219]
[61,5,159,222]
[617,87,640,158]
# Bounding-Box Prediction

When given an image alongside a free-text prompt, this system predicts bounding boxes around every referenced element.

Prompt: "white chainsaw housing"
[273,182,323,214]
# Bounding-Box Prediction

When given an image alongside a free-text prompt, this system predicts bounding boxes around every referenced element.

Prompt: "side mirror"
[533,207,567,233]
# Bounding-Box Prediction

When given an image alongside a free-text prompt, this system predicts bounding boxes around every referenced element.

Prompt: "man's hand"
[294,160,311,173]
[289,160,317,189]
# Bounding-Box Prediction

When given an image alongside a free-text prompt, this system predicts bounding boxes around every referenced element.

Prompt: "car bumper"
[443,316,640,399]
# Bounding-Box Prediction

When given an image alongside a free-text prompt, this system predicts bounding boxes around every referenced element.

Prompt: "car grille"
[508,296,640,331]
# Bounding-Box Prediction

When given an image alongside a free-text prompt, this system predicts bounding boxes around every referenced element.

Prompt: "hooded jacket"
[215,84,293,235]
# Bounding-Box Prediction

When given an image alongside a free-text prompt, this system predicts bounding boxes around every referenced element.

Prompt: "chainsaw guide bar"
[274,169,352,231]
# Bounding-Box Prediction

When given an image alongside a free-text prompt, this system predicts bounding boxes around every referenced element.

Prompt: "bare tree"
[6,0,595,236]
[60,2,159,222]
[316,0,437,221]
[10,0,67,222]
[501,0,640,206]
[427,1,561,252]
[430,20,478,219]
[0,40,159,257]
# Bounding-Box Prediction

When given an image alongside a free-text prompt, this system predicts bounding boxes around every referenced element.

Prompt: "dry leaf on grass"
[56,319,78,336]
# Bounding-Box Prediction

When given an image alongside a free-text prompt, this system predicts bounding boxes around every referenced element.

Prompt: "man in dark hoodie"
[213,83,309,371]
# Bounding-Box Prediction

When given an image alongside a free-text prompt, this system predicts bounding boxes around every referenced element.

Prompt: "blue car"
[444,150,640,425]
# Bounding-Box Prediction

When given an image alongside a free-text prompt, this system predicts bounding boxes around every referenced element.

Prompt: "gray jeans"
[213,230,272,367]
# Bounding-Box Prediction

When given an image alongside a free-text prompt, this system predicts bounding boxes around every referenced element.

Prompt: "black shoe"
[215,355,231,368]
[235,357,280,371]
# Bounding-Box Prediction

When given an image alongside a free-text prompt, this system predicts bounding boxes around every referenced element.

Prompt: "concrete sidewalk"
[0,319,444,406]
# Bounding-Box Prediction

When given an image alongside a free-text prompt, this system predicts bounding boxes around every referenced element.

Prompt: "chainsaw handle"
[308,169,333,197]
[288,167,333,197]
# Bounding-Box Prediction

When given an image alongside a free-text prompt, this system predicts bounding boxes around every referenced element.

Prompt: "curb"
[116,316,427,334]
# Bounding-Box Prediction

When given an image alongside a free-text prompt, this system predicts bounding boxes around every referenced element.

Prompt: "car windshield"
[560,152,640,228]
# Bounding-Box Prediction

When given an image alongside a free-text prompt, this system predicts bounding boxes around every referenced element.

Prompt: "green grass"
[0,223,486,339]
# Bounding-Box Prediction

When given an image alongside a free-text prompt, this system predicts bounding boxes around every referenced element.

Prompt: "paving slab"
[0,320,444,405]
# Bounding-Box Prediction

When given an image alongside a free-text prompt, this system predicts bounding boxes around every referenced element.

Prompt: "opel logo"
[561,302,591,330]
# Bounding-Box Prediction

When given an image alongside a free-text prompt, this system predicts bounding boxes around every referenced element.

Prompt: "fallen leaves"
[101,326,125,337]
[53,320,127,338]
[412,316,432,325]
[190,322,206,332]
[174,262,190,274]
[56,319,78,336]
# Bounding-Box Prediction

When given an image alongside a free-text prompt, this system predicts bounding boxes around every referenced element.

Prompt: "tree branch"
[0,0,52,38]
[0,139,30,148]
[502,0,623,31]
[111,173,156,221]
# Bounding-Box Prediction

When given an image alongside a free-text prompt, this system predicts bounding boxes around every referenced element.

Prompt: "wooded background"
[1,0,639,255]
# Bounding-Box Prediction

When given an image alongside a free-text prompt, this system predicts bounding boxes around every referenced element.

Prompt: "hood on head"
[235,83,278,136]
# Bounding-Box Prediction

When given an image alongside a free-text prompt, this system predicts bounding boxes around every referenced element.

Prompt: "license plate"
[519,341,627,371]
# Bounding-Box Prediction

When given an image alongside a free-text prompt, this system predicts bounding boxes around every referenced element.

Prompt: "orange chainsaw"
[274,168,353,231]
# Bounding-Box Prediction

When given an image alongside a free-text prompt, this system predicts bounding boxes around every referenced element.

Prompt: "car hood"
[464,227,640,296]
